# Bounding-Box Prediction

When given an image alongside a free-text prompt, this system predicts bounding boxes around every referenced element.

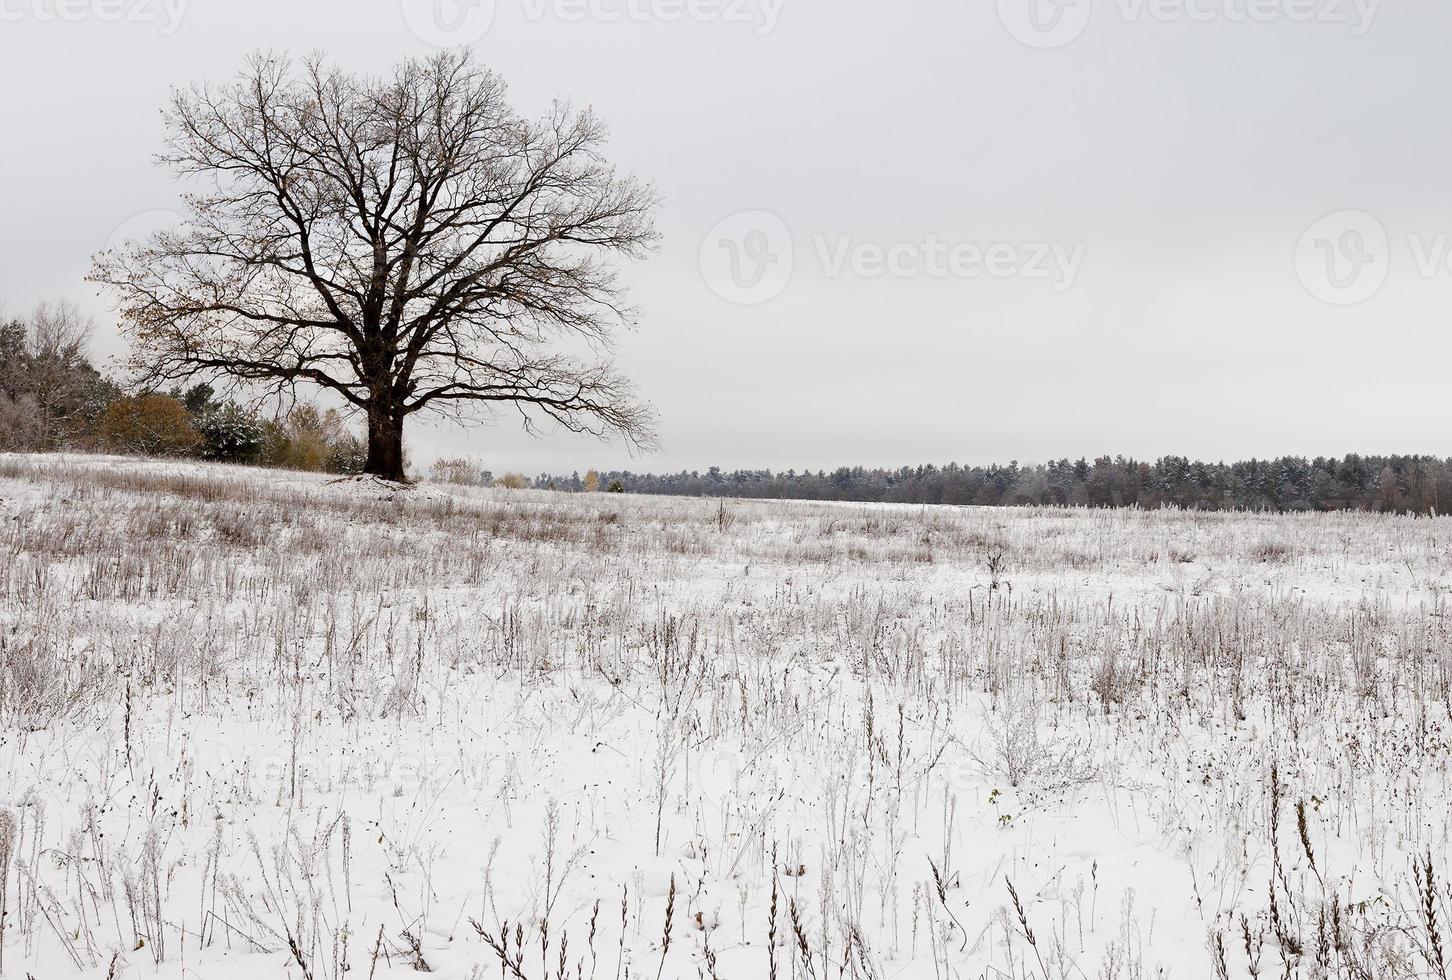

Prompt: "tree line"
[8,302,1449,514]
[536,455,1452,514]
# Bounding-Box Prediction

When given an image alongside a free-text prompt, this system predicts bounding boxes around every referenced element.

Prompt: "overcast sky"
[2,0,1450,474]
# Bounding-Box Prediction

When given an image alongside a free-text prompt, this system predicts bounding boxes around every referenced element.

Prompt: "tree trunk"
[364,401,407,482]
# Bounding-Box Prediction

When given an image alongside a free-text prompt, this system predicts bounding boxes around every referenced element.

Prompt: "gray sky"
[2,0,1450,475]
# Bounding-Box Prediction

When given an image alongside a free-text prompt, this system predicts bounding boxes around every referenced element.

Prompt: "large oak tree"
[93,51,658,481]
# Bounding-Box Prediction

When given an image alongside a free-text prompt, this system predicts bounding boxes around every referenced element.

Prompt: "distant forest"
[531,455,1452,513]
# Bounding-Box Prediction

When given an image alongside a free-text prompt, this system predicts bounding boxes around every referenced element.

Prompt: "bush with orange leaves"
[95,394,201,457]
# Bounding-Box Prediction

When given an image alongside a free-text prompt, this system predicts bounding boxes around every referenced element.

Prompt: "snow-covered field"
[2,454,1451,979]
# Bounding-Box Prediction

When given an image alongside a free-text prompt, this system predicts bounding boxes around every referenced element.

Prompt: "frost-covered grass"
[1,453,1451,979]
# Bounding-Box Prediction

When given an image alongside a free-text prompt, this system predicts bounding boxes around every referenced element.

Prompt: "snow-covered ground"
[1,453,1451,979]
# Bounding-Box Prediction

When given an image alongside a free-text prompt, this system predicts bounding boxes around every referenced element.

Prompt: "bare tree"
[92,50,659,481]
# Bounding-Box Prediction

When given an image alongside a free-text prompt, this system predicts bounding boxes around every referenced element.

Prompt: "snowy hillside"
[1,454,1450,979]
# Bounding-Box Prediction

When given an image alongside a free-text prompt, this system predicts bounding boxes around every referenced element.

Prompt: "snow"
[0,453,1450,979]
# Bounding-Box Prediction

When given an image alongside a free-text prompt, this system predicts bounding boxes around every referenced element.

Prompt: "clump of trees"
[530,455,1452,515]
[1,301,368,474]
[0,302,117,452]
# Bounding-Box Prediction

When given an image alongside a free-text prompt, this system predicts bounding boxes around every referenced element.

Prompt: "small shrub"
[262,421,330,471]
[259,404,363,473]
[197,403,266,463]
[431,457,487,486]
[326,433,368,475]
[96,394,200,456]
